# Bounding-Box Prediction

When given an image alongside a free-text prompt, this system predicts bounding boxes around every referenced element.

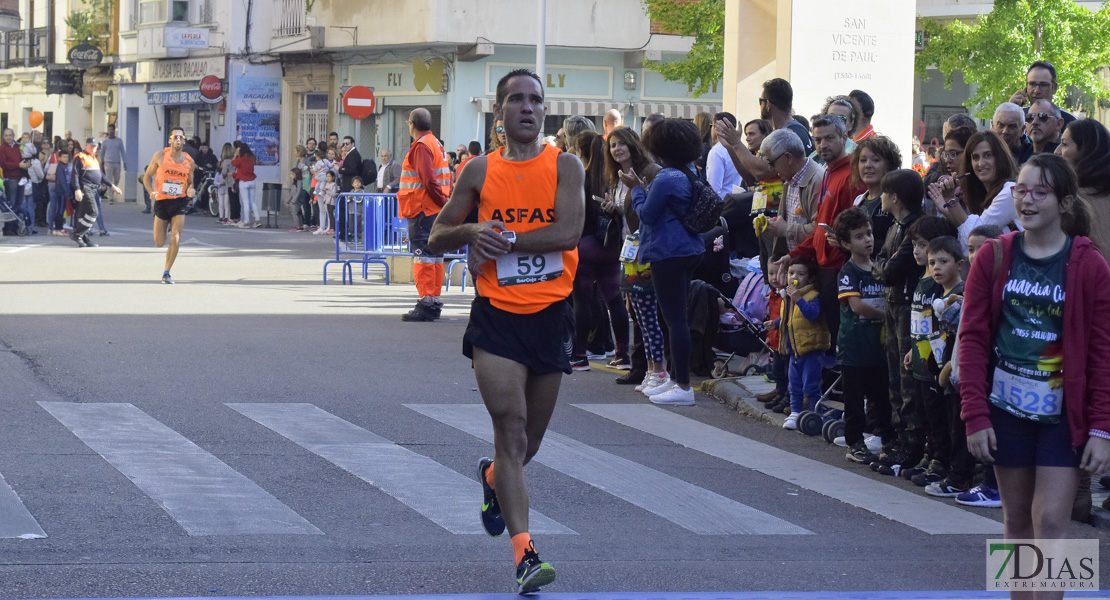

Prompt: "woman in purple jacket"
[960,154,1110,598]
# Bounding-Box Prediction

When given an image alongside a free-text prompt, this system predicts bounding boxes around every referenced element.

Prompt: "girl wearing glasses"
[959,154,1110,596]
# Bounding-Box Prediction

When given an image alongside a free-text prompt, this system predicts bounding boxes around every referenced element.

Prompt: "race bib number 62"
[496,251,564,286]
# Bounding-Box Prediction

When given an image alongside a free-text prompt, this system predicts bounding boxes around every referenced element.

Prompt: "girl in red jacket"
[959,154,1110,590]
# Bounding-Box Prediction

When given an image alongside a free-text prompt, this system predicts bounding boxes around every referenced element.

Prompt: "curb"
[702,377,1110,530]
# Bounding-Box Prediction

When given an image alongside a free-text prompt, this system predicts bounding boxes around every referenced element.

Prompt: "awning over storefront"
[471,97,629,117]
[635,103,723,119]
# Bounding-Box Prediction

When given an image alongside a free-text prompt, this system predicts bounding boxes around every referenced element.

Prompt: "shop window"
[42,112,53,141]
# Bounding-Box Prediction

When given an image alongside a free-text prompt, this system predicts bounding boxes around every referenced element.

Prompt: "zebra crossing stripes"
[38,402,321,536]
[0,472,46,539]
[574,404,1004,535]
[406,403,812,535]
[226,403,575,535]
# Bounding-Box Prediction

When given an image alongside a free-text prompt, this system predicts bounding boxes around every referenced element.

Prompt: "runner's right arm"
[143,151,162,201]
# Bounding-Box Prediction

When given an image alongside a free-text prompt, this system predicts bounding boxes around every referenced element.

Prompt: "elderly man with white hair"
[991,102,1033,165]
[603,108,623,136]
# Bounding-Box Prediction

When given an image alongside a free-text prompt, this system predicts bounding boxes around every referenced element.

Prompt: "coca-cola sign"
[67,44,103,69]
[199,75,223,103]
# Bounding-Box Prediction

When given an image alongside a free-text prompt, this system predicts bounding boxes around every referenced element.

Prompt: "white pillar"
[536,0,546,81]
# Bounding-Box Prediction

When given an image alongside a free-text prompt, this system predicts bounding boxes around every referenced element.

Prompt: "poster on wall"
[235,77,281,166]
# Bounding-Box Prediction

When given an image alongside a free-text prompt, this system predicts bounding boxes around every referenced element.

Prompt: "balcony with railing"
[274,0,307,37]
[3,27,49,69]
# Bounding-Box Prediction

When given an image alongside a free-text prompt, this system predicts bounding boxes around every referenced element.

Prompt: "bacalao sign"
[136,56,226,84]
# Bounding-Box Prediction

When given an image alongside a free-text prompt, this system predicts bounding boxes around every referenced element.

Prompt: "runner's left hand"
[186,186,195,198]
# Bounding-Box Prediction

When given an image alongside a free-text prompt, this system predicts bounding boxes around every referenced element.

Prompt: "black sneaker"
[570,358,590,371]
[910,460,946,487]
[82,235,98,247]
[515,540,556,594]
[845,441,877,464]
[607,355,632,370]
[476,457,505,537]
[70,232,87,247]
[401,303,438,322]
[162,273,175,285]
[771,398,790,414]
[871,448,907,475]
[615,369,646,384]
[901,456,932,480]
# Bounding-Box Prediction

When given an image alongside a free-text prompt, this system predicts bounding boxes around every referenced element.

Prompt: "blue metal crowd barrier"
[323,193,408,285]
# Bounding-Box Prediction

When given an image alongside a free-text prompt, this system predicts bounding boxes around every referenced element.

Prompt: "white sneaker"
[643,378,677,397]
[833,436,848,448]
[864,434,882,454]
[650,385,695,406]
[634,373,657,392]
[783,414,798,430]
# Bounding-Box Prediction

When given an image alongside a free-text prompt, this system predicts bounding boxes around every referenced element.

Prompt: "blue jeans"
[94,193,106,232]
[5,178,26,228]
[788,350,824,412]
[47,182,64,229]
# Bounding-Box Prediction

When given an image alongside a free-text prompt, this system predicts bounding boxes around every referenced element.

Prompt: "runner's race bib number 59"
[161,180,184,198]
[990,366,1062,419]
[496,251,564,286]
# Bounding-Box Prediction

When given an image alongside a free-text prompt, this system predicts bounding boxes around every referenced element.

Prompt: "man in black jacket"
[336,136,361,239]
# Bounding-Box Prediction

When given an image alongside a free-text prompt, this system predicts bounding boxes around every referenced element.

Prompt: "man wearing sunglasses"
[143,128,195,284]
[1026,99,1062,156]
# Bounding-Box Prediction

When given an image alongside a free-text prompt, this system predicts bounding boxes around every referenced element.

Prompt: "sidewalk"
[702,374,1110,530]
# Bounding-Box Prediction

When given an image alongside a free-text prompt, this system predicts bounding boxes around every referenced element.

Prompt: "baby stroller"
[0,192,28,236]
[794,367,846,442]
[707,268,774,379]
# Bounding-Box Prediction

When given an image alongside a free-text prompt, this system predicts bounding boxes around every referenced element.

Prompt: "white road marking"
[575,404,1004,535]
[227,403,574,535]
[0,472,47,539]
[407,404,811,535]
[39,402,321,536]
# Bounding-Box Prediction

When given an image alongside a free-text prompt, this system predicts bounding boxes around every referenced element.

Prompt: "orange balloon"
[28,111,42,129]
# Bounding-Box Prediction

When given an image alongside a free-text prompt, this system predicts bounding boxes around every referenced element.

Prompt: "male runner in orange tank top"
[143,127,195,284]
[429,69,584,595]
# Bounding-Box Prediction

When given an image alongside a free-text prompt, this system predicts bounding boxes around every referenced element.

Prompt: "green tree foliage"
[641,0,724,97]
[64,0,112,50]
[915,0,1110,118]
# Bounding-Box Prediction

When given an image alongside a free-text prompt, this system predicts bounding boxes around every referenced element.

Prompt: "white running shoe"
[650,386,695,406]
[634,373,658,392]
[864,434,882,454]
[643,378,677,397]
[833,436,848,448]
[782,414,798,430]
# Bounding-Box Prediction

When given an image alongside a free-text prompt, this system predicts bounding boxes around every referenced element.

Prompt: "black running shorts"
[463,296,573,375]
[153,196,189,221]
[988,404,1081,468]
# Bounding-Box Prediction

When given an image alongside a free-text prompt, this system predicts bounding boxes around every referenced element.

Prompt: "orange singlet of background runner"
[475,144,578,314]
[152,148,193,201]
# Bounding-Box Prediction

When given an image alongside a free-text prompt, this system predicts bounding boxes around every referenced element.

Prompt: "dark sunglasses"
[1025,112,1054,123]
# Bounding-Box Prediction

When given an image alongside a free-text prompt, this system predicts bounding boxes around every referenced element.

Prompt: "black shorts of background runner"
[988,404,1081,468]
[154,196,189,221]
[463,296,574,375]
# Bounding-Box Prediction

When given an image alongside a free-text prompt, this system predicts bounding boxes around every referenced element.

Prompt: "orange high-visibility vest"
[397,133,451,218]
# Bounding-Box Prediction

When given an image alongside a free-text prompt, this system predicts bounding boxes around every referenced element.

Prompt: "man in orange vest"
[397,107,452,321]
[70,137,121,248]
[428,69,585,594]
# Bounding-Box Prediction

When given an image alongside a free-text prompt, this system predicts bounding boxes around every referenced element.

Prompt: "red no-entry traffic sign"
[342,86,376,120]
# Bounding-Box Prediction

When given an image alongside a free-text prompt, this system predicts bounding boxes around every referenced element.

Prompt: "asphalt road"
[0,204,1106,600]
